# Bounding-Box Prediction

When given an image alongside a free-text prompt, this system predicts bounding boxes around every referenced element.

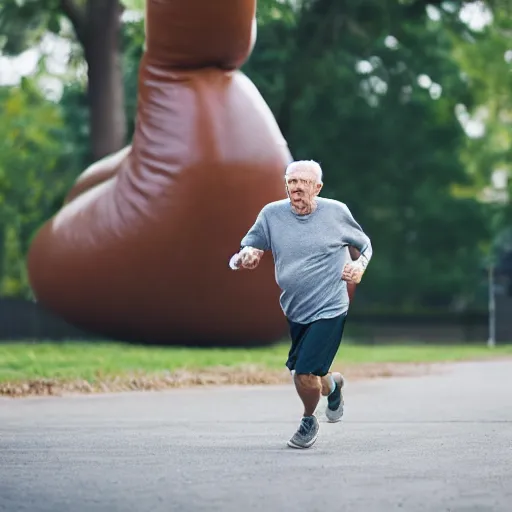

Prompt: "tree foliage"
[0,79,74,297]
[0,0,127,161]
[450,2,512,252]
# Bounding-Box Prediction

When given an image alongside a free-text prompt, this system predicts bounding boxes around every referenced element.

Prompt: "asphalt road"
[1,360,511,512]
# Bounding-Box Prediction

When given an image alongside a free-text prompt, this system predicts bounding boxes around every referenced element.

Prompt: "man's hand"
[229,246,264,270]
[342,260,366,284]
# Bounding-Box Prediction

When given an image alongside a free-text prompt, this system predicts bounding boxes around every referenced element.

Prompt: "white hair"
[285,160,323,184]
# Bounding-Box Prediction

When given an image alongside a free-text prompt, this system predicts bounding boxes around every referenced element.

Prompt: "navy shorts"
[285,313,347,377]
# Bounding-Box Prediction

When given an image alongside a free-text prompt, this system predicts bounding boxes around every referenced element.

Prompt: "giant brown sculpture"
[27,0,293,346]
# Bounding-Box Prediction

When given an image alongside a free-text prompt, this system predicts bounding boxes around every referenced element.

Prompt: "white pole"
[488,263,496,348]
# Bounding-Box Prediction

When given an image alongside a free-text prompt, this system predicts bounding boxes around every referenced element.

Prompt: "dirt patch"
[0,362,440,398]
[335,361,441,379]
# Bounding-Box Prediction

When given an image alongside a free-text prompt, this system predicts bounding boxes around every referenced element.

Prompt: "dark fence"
[344,310,490,344]
[0,297,507,344]
[0,298,101,341]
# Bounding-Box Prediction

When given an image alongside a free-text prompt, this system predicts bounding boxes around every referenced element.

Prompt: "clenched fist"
[229,246,264,270]
[342,261,365,284]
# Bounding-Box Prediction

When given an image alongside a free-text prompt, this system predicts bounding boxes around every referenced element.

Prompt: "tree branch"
[60,0,87,46]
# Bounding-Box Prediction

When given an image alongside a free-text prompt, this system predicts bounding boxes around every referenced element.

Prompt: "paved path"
[1,361,511,512]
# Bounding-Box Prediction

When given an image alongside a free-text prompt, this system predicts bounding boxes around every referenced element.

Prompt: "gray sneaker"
[325,372,345,423]
[287,415,319,449]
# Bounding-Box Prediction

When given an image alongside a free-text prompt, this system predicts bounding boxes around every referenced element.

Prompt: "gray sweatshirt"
[240,197,372,324]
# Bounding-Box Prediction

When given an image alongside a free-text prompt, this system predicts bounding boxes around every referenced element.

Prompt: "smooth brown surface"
[145,0,257,70]
[27,0,292,345]
[63,146,131,204]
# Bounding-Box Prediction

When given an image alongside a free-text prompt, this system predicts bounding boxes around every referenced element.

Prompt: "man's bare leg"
[320,372,344,396]
[287,373,321,449]
[294,373,321,416]
[321,373,335,396]
[321,371,345,422]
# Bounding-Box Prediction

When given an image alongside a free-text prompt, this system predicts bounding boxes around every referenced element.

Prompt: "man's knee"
[295,373,321,391]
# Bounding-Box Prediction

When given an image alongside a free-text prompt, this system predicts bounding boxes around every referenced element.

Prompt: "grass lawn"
[1,340,511,385]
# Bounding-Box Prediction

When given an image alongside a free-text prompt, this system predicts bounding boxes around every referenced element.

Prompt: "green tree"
[450,3,512,244]
[0,0,128,161]
[55,14,144,170]
[0,79,74,296]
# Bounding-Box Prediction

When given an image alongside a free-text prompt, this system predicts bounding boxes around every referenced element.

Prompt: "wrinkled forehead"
[285,168,318,182]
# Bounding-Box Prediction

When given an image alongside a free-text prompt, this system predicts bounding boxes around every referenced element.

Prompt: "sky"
[0,9,142,96]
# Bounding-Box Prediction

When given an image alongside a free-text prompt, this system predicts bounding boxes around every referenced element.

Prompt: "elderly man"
[229,160,373,449]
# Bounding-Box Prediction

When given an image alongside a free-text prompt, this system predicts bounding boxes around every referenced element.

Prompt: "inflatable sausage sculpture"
[27,0,292,346]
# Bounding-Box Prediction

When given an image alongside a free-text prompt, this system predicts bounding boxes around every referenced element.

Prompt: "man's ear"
[315,183,323,195]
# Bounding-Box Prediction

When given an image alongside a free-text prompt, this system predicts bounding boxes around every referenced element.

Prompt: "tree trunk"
[84,0,126,161]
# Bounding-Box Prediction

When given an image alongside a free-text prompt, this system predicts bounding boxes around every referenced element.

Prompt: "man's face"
[285,169,322,210]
